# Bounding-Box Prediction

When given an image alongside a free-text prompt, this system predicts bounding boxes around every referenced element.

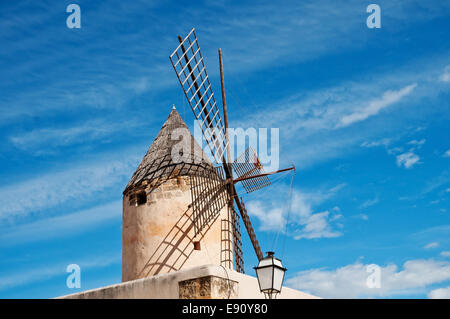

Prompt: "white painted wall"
[59,265,319,299]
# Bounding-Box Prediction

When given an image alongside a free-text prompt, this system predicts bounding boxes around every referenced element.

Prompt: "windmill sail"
[170,29,264,264]
[190,166,228,236]
[231,208,244,273]
[169,28,228,164]
[233,147,271,194]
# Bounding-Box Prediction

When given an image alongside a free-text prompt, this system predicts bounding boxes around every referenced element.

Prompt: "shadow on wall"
[136,207,221,278]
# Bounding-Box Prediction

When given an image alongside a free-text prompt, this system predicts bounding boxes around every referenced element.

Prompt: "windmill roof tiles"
[124,108,213,194]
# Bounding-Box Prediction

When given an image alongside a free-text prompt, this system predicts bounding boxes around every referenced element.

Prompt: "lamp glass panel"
[256,267,273,291]
[258,259,273,267]
[272,267,285,292]
[273,259,283,268]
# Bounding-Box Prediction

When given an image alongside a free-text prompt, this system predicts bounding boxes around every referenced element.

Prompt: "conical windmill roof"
[124,107,213,194]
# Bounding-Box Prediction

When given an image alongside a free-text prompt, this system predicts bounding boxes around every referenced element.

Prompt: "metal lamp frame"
[254,251,287,299]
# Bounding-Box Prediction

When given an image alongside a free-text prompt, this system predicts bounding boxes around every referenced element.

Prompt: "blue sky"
[0,0,449,298]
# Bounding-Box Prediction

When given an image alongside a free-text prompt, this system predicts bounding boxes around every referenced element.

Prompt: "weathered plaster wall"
[122,177,231,282]
[59,265,319,299]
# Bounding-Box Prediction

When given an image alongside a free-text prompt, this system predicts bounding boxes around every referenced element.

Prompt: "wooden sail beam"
[170,29,227,163]
[218,48,263,261]
[172,31,264,261]
[233,166,296,184]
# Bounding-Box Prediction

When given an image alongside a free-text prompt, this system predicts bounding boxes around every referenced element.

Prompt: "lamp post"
[254,251,287,299]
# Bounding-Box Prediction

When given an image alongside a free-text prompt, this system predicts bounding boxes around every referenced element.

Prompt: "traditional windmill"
[167,28,295,272]
[121,28,294,282]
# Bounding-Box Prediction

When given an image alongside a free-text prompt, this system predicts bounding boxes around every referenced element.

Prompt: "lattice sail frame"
[220,204,244,272]
[231,208,244,273]
[169,28,228,164]
[169,28,266,266]
[233,147,271,194]
[124,153,212,195]
[189,166,229,236]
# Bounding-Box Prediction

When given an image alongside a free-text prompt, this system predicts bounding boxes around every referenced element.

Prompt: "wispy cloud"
[361,139,392,148]
[439,65,450,82]
[3,0,447,126]
[286,258,450,298]
[247,184,345,239]
[410,225,450,253]
[231,50,449,170]
[338,83,417,127]
[359,197,379,209]
[428,286,450,299]
[9,119,144,155]
[362,135,426,170]
[424,242,439,249]
[293,209,342,240]
[0,2,175,125]
[422,171,450,195]
[353,214,369,221]
[236,80,420,136]
[0,201,121,246]
[443,150,450,158]
[412,224,450,238]
[0,150,140,221]
[407,139,426,147]
[396,152,420,169]
[0,254,120,291]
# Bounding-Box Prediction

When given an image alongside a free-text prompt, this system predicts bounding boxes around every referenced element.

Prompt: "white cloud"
[246,81,419,135]
[9,119,143,154]
[246,201,285,232]
[396,152,420,169]
[229,53,448,172]
[439,65,450,82]
[424,242,439,249]
[361,137,425,172]
[6,0,444,125]
[362,137,425,169]
[441,251,450,257]
[421,171,450,196]
[412,224,450,238]
[354,214,369,221]
[407,139,426,147]
[338,83,417,127]
[428,287,450,299]
[247,185,344,239]
[286,259,450,298]
[387,147,404,155]
[443,150,450,158]
[0,254,120,291]
[328,183,346,193]
[294,210,342,239]
[0,201,122,246]
[359,197,379,209]
[0,151,140,221]
[360,139,391,148]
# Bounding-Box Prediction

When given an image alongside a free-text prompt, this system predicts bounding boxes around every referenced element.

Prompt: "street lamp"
[254,251,287,299]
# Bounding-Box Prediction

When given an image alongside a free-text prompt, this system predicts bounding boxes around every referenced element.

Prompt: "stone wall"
[178,276,238,299]
[122,176,232,282]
